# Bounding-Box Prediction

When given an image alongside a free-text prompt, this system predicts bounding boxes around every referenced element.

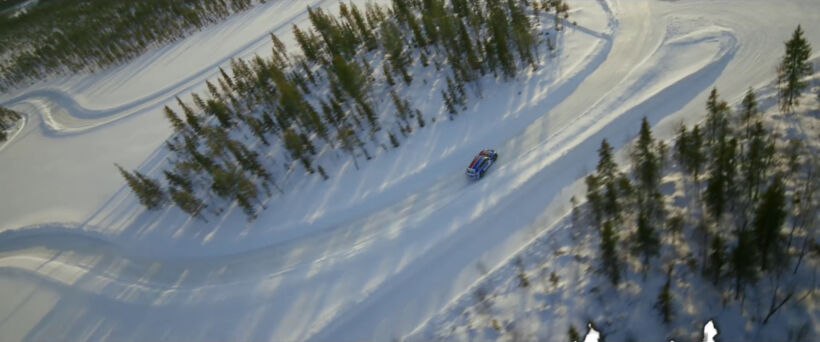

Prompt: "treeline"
[580,26,815,328]
[0,106,22,142]
[0,0,262,90]
[119,0,573,220]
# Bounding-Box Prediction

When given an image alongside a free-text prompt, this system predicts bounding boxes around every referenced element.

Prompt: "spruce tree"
[117,164,166,210]
[176,96,202,134]
[731,229,757,300]
[634,209,659,276]
[655,269,673,324]
[777,25,813,113]
[600,220,620,285]
[753,176,787,271]
[739,87,758,140]
[170,188,206,218]
[708,234,726,285]
[164,106,186,133]
[568,324,580,342]
[632,117,661,207]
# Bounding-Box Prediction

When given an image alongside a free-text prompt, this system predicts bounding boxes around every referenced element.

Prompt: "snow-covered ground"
[0,0,818,341]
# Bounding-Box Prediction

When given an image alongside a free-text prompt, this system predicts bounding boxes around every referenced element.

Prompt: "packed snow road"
[1,0,819,341]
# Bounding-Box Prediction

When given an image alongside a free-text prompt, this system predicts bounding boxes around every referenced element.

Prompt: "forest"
[119,0,573,220]
[0,0,262,90]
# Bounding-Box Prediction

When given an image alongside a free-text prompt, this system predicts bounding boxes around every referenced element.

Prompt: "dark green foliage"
[116,164,166,210]
[708,234,726,285]
[634,209,659,274]
[164,106,186,133]
[140,0,562,220]
[704,88,730,145]
[0,106,22,142]
[753,176,787,271]
[741,122,775,203]
[0,0,262,90]
[739,88,758,139]
[381,20,413,85]
[732,229,757,299]
[568,324,580,342]
[777,25,813,112]
[600,220,620,285]
[170,188,206,218]
[164,170,193,193]
[656,270,673,324]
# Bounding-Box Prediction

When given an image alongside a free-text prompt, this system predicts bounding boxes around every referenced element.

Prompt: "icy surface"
[0,0,818,341]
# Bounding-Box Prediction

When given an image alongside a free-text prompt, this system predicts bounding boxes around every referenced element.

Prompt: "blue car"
[466,149,498,180]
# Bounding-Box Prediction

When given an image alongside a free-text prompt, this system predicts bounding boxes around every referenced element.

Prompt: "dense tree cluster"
[119,0,571,220]
[0,106,22,142]
[584,82,817,325]
[0,0,261,90]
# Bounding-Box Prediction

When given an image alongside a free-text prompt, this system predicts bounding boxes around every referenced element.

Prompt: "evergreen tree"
[568,324,580,342]
[739,87,758,140]
[176,96,202,134]
[753,176,787,271]
[596,139,618,184]
[170,188,207,218]
[163,170,193,193]
[777,25,813,113]
[634,209,659,275]
[655,269,673,324]
[708,234,726,285]
[338,126,360,170]
[687,125,706,184]
[600,220,620,285]
[742,122,774,203]
[389,131,400,148]
[117,164,166,210]
[164,106,186,133]
[731,229,757,300]
[704,88,730,145]
[632,117,661,208]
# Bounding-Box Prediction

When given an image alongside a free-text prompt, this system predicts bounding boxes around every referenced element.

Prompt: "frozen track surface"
[1,0,819,341]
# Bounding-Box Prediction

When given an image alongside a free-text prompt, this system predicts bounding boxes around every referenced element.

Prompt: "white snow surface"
[0,0,818,341]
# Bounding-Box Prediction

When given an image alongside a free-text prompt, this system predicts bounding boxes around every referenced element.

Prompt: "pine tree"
[176,96,202,134]
[687,125,706,184]
[742,122,774,203]
[632,117,661,209]
[731,229,757,300]
[600,220,620,285]
[416,110,426,128]
[634,209,659,276]
[389,131,400,148]
[163,170,193,193]
[568,324,580,342]
[164,106,186,133]
[656,269,673,324]
[170,188,207,218]
[117,164,166,210]
[708,234,726,285]
[753,176,787,271]
[704,88,730,145]
[777,25,813,113]
[596,139,618,183]
[739,87,758,140]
